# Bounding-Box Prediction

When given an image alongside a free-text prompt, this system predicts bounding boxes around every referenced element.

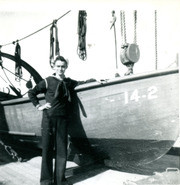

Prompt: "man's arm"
[28,80,46,110]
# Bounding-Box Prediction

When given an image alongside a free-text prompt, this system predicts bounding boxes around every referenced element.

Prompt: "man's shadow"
[67,91,106,167]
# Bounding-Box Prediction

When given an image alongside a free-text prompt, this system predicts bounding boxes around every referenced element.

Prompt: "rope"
[0,63,22,97]
[120,11,127,45]
[120,11,124,44]
[0,10,71,48]
[134,10,137,44]
[0,74,7,83]
[120,10,137,45]
[1,65,17,88]
[0,60,30,96]
[111,11,118,70]
[0,63,28,82]
[49,20,60,68]
[2,68,22,96]
[77,10,87,61]
[154,10,158,70]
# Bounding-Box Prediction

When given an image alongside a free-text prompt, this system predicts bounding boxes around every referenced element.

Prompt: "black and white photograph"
[0,0,179,184]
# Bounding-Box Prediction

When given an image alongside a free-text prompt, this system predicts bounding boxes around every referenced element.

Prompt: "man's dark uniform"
[28,75,78,185]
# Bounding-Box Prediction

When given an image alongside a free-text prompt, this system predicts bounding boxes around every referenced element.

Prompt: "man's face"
[53,60,67,76]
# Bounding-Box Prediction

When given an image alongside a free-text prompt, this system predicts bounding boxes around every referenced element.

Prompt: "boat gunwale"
[76,68,179,92]
[0,67,178,106]
[0,130,36,136]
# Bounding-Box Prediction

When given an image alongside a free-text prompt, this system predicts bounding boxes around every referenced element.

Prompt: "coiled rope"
[49,20,60,68]
[77,10,87,61]
[15,42,22,81]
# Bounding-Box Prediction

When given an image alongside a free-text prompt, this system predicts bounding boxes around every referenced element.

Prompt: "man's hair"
[54,56,68,67]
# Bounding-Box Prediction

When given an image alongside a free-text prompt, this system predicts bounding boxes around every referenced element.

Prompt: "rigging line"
[110,11,118,69]
[120,11,124,45]
[114,24,118,69]
[1,66,22,97]
[1,66,17,89]
[154,10,158,70]
[1,10,71,47]
[1,65,28,82]
[134,10,137,44]
[120,10,128,45]
[0,74,7,83]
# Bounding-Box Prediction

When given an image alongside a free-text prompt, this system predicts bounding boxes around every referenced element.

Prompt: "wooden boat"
[0,52,179,168]
[71,68,179,168]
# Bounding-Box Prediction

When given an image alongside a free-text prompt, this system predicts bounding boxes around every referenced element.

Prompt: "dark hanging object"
[49,20,60,68]
[26,80,32,89]
[15,42,23,81]
[120,10,140,76]
[26,76,33,89]
[77,10,87,61]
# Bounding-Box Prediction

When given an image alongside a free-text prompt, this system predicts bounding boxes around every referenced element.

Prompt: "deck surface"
[0,153,179,185]
[0,136,179,185]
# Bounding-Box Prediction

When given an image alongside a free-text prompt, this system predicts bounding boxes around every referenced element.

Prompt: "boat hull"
[68,68,179,167]
[0,68,179,167]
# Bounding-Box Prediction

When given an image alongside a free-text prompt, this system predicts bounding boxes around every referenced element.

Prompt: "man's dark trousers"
[40,111,68,185]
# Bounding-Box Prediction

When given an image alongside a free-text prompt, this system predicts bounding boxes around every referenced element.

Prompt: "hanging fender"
[15,42,23,81]
[120,43,140,65]
[49,20,60,68]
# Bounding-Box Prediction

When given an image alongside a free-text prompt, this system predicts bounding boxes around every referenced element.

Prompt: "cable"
[0,74,7,83]
[0,10,71,47]
[1,65,22,97]
[154,10,158,70]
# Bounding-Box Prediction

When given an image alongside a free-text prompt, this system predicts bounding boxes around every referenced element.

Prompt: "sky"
[0,0,180,95]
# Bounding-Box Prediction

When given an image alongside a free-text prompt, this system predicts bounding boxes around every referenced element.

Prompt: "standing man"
[28,56,76,185]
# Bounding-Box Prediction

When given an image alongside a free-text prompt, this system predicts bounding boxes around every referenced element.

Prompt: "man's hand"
[36,103,51,111]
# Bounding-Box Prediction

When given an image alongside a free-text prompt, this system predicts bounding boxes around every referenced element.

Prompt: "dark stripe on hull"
[69,138,174,168]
